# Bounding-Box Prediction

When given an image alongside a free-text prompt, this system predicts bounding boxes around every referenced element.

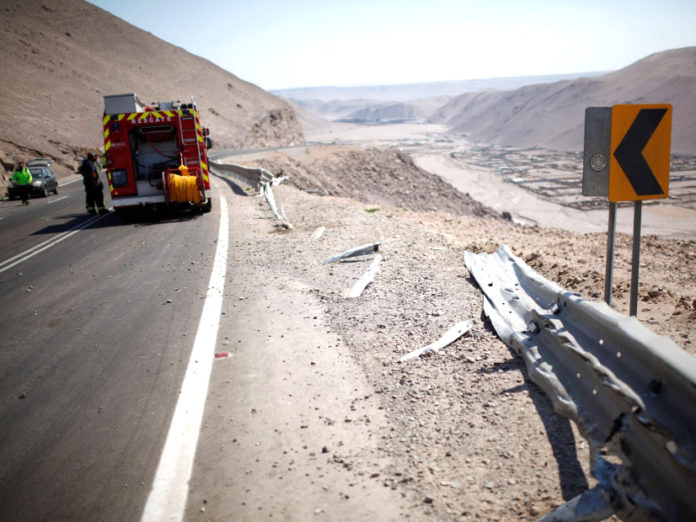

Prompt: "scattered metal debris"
[347,254,382,298]
[311,226,325,240]
[400,320,474,362]
[323,242,380,265]
[259,179,292,229]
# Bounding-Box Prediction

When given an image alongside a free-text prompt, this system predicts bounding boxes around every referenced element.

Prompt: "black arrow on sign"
[613,108,667,196]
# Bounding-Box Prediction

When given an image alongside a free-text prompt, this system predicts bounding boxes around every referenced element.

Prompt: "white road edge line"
[0,213,106,274]
[140,195,229,522]
[47,195,70,204]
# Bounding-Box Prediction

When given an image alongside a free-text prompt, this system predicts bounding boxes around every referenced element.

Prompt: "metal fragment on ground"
[260,181,293,229]
[323,242,380,264]
[400,320,474,361]
[347,254,382,298]
[311,226,325,240]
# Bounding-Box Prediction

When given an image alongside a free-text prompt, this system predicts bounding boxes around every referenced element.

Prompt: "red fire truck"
[102,93,212,213]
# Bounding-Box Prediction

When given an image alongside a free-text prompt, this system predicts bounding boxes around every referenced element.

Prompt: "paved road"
[0,179,219,520]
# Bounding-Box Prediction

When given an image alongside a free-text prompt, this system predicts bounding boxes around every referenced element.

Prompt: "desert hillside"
[278,73,603,124]
[342,96,452,124]
[430,47,696,154]
[273,73,603,103]
[0,0,303,177]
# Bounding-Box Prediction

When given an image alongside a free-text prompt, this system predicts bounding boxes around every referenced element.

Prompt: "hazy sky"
[88,0,695,90]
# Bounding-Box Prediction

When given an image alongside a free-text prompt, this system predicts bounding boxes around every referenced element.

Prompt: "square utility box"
[104,93,145,115]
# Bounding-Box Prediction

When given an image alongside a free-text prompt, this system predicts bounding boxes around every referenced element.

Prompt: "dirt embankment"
[254,146,497,219]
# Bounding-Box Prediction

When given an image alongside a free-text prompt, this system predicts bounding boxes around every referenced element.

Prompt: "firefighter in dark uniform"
[79,152,106,214]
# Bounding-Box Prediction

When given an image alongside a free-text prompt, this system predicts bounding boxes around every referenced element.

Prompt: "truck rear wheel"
[201,199,212,213]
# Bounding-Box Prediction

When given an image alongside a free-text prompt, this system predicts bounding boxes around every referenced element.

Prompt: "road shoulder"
[186,181,408,521]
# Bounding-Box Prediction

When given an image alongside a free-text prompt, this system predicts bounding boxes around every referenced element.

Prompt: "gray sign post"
[583,108,616,306]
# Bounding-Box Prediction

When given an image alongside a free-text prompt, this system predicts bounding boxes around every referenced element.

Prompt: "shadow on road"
[111,207,205,226]
[30,207,204,235]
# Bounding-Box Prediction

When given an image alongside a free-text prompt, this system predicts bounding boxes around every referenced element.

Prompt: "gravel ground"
[203,155,695,520]
[199,125,696,521]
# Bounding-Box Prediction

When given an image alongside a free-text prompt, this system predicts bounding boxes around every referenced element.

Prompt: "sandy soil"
[196,123,694,520]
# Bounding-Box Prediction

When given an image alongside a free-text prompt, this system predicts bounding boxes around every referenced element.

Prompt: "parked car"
[8,158,59,199]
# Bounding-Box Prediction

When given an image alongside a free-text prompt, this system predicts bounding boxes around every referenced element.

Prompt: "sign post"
[583,104,672,316]
[604,202,617,306]
[630,202,643,315]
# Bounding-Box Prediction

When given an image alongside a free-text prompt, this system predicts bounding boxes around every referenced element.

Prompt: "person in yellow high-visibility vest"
[11,160,33,205]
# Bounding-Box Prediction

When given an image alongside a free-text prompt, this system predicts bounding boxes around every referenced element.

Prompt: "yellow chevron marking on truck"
[103,115,111,126]
[105,140,111,151]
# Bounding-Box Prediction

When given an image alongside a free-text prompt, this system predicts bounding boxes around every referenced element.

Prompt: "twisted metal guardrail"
[464,245,696,521]
[210,161,292,228]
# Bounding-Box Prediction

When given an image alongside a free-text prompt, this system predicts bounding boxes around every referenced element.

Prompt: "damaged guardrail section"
[210,161,292,228]
[464,245,696,521]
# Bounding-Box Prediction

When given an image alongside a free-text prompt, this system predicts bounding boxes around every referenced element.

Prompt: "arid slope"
[430,47,696,154]
[0,0,303,177]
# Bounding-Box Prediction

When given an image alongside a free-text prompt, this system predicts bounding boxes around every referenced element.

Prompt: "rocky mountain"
[0,0,304,178]
[272,73,603,103]
[430,47,696,154]
[342,97,451,124]
[290,99,377,122]
[277,73,603,125]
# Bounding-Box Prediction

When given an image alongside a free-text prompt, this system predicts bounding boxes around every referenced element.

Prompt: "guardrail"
[210,161,292,228]
[464,245,696,521]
